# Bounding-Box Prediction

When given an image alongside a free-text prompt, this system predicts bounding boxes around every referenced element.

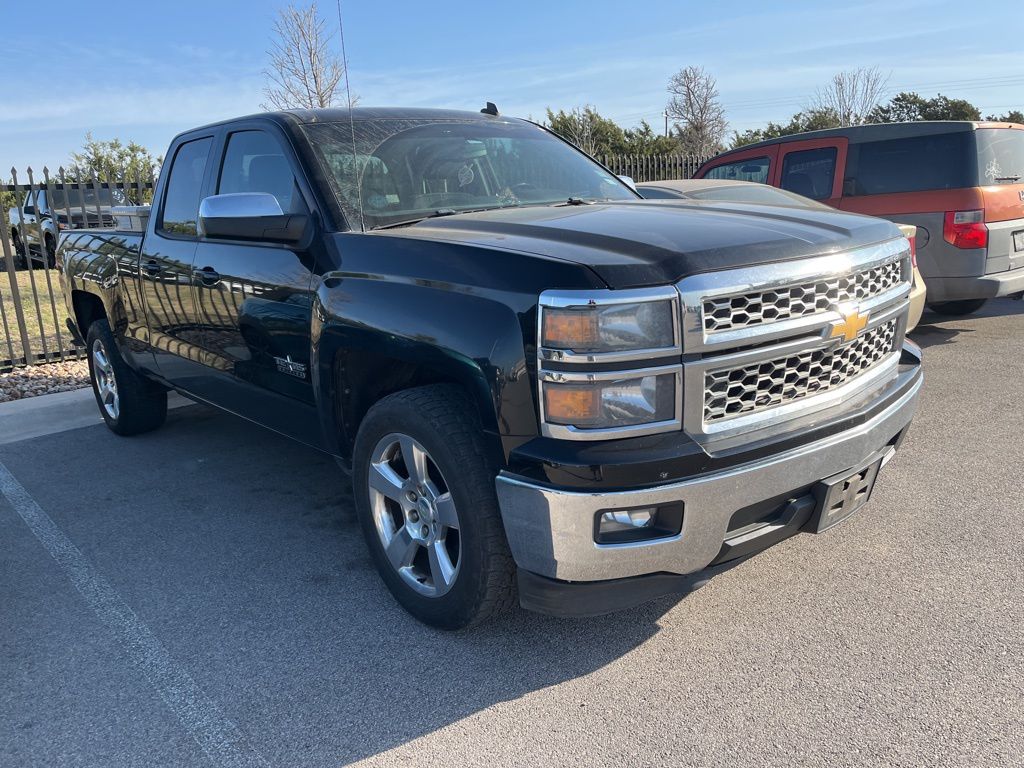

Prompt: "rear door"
[773,138,847,207]
[183,123,321,444]
[138,133,216,380]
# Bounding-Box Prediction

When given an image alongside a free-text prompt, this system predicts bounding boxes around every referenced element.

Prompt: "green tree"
[986,109,1024,123]
[545,106,627,157]
[730,108,842,148]
[621,120,683,155]
[868,92,981,123]
[65,133,161,182]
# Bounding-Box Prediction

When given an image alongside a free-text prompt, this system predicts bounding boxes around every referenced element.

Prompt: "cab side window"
[779,147,837,200]
[218,130,305,214]
[704,156,770,183]
[160,137,213,236]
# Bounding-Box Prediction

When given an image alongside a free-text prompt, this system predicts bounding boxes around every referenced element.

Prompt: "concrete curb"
[0,388,191,446]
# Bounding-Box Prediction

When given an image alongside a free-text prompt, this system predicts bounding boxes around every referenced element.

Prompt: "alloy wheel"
[367,433,461,597]
[91,339,119,420]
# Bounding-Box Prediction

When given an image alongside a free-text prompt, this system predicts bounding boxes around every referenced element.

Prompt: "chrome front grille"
[702,259,903,332]
[677,237,913,443]
[703,319,898,423]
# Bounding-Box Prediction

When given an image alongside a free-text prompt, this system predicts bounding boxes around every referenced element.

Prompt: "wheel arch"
[71,290,107,337]
[315,326,505,468]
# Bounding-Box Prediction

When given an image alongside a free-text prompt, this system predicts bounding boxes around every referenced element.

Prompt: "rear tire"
[928,299,987,316]
[352,385,515,629]
[86,319,167,436]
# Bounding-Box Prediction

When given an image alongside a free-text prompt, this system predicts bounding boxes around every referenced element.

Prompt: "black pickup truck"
[58,107,923,628]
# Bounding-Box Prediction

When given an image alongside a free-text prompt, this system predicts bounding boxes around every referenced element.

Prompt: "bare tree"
[812,67,889,126]
[262,2,350,110]
[665,66,727,156]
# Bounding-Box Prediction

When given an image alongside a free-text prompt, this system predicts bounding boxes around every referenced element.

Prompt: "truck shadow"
[4,404,717,766]
[909,298,1024,349]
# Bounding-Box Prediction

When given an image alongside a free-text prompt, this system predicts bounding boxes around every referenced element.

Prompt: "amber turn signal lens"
[544,385,601,422]
[541,310,599,348]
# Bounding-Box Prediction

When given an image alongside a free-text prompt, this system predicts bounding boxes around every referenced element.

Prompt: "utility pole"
[663,111,669,137]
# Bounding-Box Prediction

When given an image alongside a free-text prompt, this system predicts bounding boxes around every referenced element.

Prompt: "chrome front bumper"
[495,364,922,582]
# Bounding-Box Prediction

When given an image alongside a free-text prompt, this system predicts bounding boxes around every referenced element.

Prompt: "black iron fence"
[599,153,710,183]
[0,167,155,371]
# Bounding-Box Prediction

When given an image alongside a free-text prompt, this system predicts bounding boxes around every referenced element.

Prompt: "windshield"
[302,118,635,229]
[976,128,1024,183]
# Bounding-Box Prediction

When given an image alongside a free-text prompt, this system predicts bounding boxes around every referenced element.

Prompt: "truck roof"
[184,107,515,135]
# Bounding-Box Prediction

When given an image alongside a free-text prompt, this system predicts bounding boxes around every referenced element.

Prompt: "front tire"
[352,385,515,629]
[44,234,56,268]
[928,299,987,316]
[86,319,167,436]
[11,231,26,268]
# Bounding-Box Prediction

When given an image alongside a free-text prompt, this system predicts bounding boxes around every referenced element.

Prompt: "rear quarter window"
[975,128,1024,184]
[844,132,972,196]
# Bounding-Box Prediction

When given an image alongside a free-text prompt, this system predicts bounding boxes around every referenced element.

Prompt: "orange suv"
[695,122,1024,315]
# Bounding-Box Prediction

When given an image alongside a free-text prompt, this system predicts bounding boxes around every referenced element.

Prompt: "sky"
[2,0,1023,171]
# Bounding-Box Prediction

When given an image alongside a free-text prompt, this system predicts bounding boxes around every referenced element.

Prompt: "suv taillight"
[943,210,988,249]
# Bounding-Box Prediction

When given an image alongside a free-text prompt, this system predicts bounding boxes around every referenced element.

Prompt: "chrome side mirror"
[617,175,638,192]
[198,193,309,244]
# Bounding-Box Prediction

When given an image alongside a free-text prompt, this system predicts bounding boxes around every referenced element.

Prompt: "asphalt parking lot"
[2,300,1023,768]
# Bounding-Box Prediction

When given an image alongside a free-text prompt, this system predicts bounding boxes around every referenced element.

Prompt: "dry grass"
[0,267,80,367]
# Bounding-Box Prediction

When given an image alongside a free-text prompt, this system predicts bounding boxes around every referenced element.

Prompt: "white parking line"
[0,460,268,768]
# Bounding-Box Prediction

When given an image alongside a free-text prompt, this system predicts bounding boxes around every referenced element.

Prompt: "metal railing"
[0,167,155,371]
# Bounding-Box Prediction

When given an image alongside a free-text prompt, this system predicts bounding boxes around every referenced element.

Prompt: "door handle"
[195,266,221,285]
[143,260,163,275]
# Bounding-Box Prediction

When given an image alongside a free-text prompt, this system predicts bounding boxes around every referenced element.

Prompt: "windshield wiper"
[370,209,460,230]
[553,197,593,207]
[994,175,1021,182]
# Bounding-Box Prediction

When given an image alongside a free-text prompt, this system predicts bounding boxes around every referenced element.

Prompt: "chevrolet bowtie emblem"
[828,305,870,343]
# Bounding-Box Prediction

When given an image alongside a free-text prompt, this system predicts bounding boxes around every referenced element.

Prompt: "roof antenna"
[481,102,499,116]
[335,0,365,232]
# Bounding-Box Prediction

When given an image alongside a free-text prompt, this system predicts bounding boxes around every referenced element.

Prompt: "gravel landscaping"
[0,359,89,402]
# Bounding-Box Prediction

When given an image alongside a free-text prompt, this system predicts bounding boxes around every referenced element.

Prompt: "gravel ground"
[0,359,89,402]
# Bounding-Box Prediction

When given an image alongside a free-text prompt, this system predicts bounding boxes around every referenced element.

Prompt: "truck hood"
[379,200,901,288]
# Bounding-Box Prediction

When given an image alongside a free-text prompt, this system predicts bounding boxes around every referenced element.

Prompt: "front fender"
[311,273,537,467]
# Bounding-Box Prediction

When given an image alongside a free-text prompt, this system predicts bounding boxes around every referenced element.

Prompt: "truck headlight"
[541,299,675,353]
[542,368,678,429]
[537,287,682,440]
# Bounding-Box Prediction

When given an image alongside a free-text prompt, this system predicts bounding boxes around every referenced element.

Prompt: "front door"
[184,127,320,444]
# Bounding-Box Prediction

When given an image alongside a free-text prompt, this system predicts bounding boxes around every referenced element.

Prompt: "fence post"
[40,167,67,358]
[12,168,49,362]
[1,201,32,366]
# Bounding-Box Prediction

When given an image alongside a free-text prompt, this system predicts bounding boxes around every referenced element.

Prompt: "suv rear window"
[976,128,1024,184]
[844,132,972,195]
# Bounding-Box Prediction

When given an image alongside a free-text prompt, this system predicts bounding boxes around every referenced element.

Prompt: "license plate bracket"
[807,455,883,533]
